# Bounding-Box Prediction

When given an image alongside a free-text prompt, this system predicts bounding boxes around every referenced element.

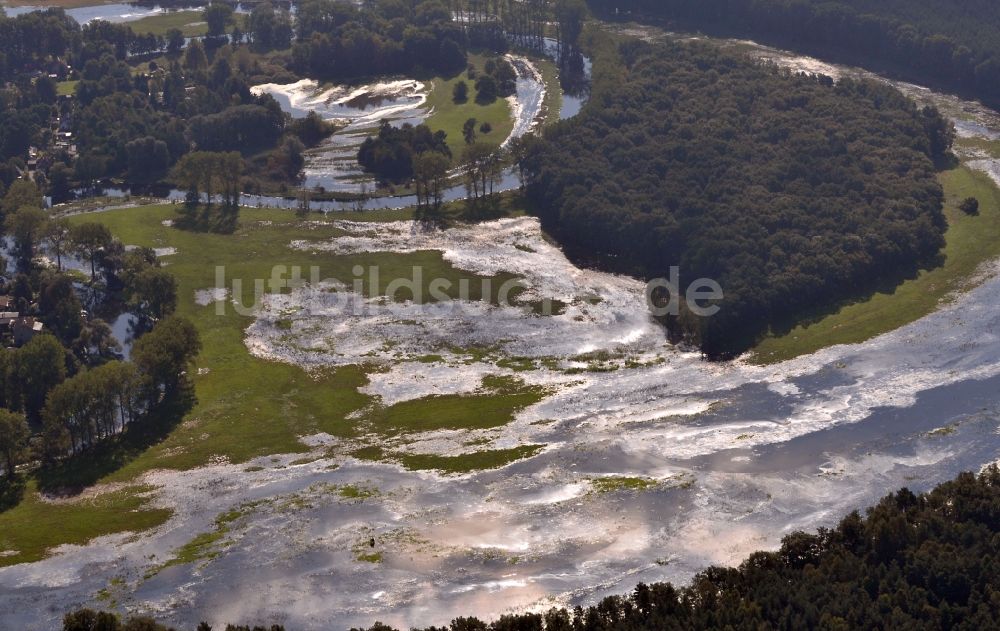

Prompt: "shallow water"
[4,27,1000,631]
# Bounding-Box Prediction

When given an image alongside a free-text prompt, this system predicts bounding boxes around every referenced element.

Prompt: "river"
[2,24,1000,631]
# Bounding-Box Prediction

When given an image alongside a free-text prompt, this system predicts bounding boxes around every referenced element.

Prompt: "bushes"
[357,121,451,182]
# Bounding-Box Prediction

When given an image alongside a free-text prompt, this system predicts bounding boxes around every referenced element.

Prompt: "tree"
[129,267,178,321]
[165,28,184,57]
[44,217,72,272]
[474,74,498,104]
[35,75,58,104]
[48,162,73,205]
[960,197,980,215]
[0,409,29,479]
[461,142,498,208]
[453,80,469,103]
[204,2,234,38]
[10,273,31,313]
[70,222,113,282]
[9,334,67,422]
[74,154,107,193]
[76,318,121,361]
[413,152,451,212]
[0,178,42,219]
[508,133,540,189]
[125,136,171,191]
[554,0,587,62]
[184,40,209,75]
[39,273,84,345]
[4,206,48,266]
[463,118,478,144]
[172,151,244,209]
[289,111,334,148]
[248,3,292,51]
[132,316,201,395]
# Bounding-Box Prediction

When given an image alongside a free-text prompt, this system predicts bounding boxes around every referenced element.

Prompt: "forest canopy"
[587,0,1000,107]
[523,40,952,357]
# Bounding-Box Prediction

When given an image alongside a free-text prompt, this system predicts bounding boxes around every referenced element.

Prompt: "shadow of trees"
[0,477,26,512]
[174,204,240,234]
[34,382,197,497]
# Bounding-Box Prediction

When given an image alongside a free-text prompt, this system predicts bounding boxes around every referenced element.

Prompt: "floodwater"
[251,79,431,193]
[4,26,1000,631]
[251,54,548,195]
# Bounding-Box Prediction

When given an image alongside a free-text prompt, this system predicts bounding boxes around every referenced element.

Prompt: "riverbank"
[8,187,1000,629]
[750,166,1000,363]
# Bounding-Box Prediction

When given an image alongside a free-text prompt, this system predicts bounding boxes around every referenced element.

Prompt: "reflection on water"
[5,27,1000,631]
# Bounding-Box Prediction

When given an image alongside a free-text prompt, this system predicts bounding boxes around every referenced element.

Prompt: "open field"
[128,10,205,37]
[424,54,516,160]
[56,80,78,96]
[749,166,1000,363]
[0,482,170,567]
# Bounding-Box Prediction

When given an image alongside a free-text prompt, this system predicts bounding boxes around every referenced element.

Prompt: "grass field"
[56,80,78,97]
[749,166,1000,363]
[424,54,516,161]
[0,482,171,567]
[127,10,248,38]
[128,10,207,38]
[535,56,564,126]
[0,201,540,565]
[397,445,545,474]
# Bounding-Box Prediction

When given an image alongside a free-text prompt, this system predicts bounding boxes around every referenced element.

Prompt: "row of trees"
[588,0,1000,107]
[445,0,587,62]
[522,39,953,358]
[41,317,200,461]
[172,151,245,209]
[0,314,199,476]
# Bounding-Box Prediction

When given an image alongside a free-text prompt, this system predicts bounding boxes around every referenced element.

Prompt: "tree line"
[520,38,953,358]
[587,0,1000,108]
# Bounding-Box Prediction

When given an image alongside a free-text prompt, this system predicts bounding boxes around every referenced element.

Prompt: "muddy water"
[4,29,1000,631]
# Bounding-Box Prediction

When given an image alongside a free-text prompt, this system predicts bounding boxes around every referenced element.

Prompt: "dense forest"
[291,0,469,81]
[521,39,952,357]
[587,0,1000,107]
[63,465,1000,630]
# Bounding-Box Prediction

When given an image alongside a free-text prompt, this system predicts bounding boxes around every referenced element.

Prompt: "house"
[11,317,43,346]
